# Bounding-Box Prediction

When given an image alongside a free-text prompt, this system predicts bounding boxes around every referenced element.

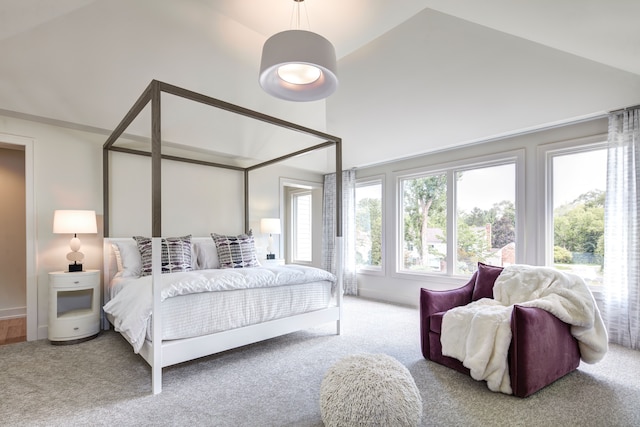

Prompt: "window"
[291,191,312,263]
[355,178,383,271]
[400,173,447,274]
[548,145,606,287]
[398,155,520,276]
[455,164,516,275]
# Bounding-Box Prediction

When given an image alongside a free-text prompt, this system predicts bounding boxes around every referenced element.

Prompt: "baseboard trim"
[0,307,26,320]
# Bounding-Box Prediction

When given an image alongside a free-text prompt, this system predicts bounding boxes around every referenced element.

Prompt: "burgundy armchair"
[420,263,581,398]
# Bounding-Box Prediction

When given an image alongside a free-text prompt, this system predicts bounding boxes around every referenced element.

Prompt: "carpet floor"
[1,296,639,426]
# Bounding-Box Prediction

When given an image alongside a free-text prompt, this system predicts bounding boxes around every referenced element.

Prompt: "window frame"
[538,135,607,288]
[355,175,385,275]
[394,150,525,279]
[290,189,313,265]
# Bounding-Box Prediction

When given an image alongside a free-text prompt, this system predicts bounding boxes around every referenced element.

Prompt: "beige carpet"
[1,297,639,426]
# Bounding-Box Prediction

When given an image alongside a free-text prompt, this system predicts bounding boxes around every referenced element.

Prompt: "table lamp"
[53,210,97,272]
[260,218,281,260]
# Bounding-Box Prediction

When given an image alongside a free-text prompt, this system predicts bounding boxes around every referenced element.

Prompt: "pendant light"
[259,0,338,102]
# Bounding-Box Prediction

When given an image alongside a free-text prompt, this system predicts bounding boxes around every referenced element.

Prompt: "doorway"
[0,134,36,341]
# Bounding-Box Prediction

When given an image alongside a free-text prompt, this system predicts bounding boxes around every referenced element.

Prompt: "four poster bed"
[101,80,344,394]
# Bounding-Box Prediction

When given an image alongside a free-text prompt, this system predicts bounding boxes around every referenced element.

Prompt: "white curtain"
[603,107,640,349]
[322,170,357,295]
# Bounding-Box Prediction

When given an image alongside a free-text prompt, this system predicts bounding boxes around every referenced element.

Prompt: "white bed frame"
[102,81,344,394]
[103,238,343,395]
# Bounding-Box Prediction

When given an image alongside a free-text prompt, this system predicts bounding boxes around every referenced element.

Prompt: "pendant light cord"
[290,0,311,31]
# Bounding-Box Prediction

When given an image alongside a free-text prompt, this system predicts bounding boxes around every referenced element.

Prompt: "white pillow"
[113,240,142,277]
[193,238,220,270]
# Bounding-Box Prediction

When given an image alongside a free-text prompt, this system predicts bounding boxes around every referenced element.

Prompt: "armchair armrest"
[420,272,476,317]
[420,273,476,359]
[509,305,581,397]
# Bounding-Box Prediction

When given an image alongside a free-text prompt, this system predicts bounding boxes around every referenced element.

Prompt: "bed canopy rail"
[103,79,342,238]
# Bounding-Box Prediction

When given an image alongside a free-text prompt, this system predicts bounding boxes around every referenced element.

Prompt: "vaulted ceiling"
[1,0,639,170]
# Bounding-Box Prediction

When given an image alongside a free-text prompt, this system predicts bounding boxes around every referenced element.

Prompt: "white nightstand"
[48,269,100,344]
[262,258,285,266]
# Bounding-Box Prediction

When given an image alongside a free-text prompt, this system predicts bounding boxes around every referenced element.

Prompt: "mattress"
[104,266,335,351]
[146,280,332,341]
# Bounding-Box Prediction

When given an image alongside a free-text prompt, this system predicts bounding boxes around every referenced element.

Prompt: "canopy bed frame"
[102,80,343,394]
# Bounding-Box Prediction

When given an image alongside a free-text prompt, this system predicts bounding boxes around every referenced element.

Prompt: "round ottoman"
[319,353,422,427]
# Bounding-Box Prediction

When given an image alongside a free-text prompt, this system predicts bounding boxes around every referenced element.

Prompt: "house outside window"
[355,178,383,272]
[398,152,522,277]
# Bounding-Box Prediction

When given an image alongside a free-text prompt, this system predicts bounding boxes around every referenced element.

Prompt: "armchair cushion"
[472,262,503,301]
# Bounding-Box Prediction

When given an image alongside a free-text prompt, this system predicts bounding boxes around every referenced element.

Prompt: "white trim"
[0,133,37,341]
[0,307,26,320]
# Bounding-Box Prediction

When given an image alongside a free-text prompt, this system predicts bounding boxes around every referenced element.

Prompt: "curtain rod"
[609,104,640,114]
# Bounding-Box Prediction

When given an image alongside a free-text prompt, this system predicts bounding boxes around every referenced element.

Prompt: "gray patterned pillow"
[212,231,259,269]
[133,235,193,276]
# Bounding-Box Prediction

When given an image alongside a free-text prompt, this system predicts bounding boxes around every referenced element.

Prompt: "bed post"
[151,237,163,395]
[151,81,163,395]
[335,139,343,335]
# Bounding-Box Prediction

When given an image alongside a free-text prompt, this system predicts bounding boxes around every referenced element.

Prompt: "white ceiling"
[1,0,639,169]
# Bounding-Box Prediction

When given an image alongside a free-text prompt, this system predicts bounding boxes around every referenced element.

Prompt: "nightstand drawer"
[49,271,99,289]
[48,312,100,341]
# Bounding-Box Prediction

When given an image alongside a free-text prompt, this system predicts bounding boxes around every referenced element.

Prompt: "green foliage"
[553,189,604,259]
[554,246,573,264]
[355,197,382,267]
[402,175,447,268]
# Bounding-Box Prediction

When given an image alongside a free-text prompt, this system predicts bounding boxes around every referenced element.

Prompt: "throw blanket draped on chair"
[441,265,608,394]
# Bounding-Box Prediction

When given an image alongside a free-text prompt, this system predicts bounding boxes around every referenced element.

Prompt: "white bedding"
[103,265,336,353]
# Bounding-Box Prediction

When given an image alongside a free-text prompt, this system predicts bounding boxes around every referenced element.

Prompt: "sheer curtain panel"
[603,107,640,349]
[322,170,357,295]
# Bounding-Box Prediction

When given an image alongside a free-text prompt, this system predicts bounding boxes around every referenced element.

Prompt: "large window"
[400,173,448,273]
[291,191,312,263]
[398,156,519,276]
[355,178,383,271]
[548,144,606,287]
[455,164,516,274]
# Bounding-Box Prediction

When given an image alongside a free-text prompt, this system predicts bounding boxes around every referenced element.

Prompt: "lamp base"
[68,263,83,272]
[266,254,275,260]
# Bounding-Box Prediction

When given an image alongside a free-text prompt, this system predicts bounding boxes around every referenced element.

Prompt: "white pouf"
[320,353,422,427]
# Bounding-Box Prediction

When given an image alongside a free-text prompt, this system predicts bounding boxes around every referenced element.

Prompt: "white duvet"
[440,265,608,395]
[103,265,336,353]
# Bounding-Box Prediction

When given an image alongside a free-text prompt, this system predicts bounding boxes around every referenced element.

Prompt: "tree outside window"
[355,180,382,270]
[399,161,516,276]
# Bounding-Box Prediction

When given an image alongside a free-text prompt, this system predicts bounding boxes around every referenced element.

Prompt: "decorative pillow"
[212,231,259,269]
[472,262,504,301]
[193,238,220,270]
[133,235,193,276]
[113,240,142,278]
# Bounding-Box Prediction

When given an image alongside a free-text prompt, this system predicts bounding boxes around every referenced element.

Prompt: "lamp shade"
[53,210,97,234]
[261,218,282,235]
[259,30,338,102]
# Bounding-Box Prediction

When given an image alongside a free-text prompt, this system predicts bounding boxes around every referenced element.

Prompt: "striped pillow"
[133,235,193,276]
[212,231,259,269]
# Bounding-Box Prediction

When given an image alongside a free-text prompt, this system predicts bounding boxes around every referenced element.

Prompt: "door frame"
[0,133,36,341]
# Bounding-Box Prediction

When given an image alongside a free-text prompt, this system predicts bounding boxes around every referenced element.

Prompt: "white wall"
[353,118,608,307]
[328,8,640,170]
[0,114,316,338]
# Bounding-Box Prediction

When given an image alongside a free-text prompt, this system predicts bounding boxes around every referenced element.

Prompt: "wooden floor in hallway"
[0,317,26,345]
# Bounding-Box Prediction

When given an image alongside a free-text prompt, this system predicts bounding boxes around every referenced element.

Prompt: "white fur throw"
[441,265,608,394]
[320,354,422,427]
